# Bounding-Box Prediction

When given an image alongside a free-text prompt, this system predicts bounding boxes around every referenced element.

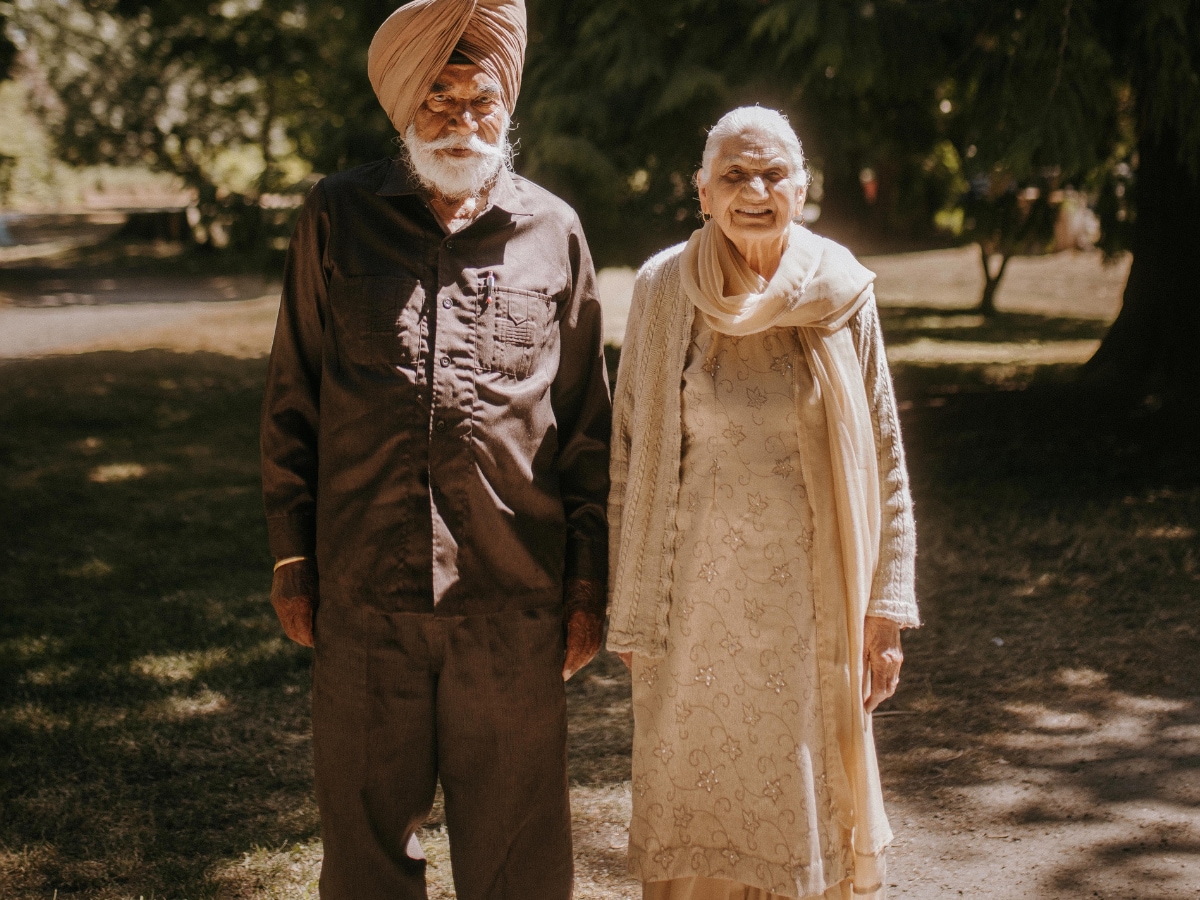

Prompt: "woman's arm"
[851,294,920,628]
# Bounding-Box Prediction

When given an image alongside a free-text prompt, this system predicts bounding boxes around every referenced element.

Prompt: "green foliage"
[521,0,955,263]
[2,0,397,251]
[4,0,1199,270]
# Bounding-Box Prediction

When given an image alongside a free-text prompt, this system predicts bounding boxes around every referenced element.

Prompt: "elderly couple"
[261,1,918,898]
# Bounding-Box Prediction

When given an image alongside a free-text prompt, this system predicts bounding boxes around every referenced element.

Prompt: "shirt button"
[442,298,452,309]
[440,356,451,367]
[445,240,454,249]
[434,419,447,433]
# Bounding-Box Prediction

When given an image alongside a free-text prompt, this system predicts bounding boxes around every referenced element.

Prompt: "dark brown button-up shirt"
[261,158,611,615]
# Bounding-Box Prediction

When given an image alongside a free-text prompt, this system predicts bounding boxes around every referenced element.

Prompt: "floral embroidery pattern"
[722,525,746,552]
[629,322,843,896]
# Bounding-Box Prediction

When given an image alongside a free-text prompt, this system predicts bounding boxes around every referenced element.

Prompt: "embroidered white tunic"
[629,314,902,898]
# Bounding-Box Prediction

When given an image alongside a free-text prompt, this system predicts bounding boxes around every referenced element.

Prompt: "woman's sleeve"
[851,294,920,627]
[606,268,650,598]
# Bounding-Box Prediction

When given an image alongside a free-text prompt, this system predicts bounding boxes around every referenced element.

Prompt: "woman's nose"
[744,176,768,196]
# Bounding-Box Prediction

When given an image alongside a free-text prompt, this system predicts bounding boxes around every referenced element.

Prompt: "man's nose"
[445,105,478,134]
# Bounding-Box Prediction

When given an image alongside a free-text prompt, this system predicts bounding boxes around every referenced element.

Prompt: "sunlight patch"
[886,338,1100,365]
[146,688,229,721]
[1056,667,1109,689]
[209,840,322,900]
[1137,525,1197,540]
[0,634,63,662]
[23,662,80,687]
[1003,702,1096,732]
[131,648,229,683]
[89,462,147,483]
[64,557,113,578]
[2,702,71,731]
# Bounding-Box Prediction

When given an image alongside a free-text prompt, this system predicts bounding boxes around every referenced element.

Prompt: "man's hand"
[562,578,604,681]
[271,558,319,648]
[862,615,903,713]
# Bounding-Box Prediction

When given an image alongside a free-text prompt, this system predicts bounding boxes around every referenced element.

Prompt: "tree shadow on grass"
[877,364,1200,896]
[0,351,318,899]
[3,349,1197,898]
[879,306,1111,344]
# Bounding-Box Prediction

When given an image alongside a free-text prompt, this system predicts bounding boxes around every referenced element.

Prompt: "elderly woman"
[607,107,919,900]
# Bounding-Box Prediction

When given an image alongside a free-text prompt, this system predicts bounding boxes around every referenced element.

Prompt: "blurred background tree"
[1,0,397,252]
[929,0,1200,416]
[520,0,958,265]
[0,0,1196,417]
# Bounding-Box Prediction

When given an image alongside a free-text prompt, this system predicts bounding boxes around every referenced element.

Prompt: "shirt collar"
[377,158,530,216]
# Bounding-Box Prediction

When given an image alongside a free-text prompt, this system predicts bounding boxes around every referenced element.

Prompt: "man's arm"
[261,183,329,644]
[552,215,612,679]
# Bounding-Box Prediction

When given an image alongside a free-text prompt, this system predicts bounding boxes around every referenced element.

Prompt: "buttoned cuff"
[267,513,316,560]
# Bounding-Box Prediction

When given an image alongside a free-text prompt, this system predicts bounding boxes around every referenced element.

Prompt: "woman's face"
[698,131,805,248]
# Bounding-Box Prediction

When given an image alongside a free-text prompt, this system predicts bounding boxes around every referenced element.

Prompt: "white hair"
[696,106,810,191]
[402,113,513,200]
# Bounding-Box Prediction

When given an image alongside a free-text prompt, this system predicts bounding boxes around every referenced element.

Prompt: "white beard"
[403,123,510,200]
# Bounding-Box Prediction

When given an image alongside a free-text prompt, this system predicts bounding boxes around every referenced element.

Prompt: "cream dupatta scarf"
[680,220,892,890]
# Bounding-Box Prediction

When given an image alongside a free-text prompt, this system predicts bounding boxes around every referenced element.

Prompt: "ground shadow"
[2,348,1197,898]
[0,351,318,898]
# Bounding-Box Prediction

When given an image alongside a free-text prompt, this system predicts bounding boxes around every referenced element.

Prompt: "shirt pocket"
[329,275,424,370]
[476,285,557,379]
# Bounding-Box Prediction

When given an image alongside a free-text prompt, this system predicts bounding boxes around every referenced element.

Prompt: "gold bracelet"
[273,556,307,572]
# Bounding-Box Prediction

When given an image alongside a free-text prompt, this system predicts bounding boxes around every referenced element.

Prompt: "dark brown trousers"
[312,600,573,900]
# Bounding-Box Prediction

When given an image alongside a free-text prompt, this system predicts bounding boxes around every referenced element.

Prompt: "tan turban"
[367,0,527,134]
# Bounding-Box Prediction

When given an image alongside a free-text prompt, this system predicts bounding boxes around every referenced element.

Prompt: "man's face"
[404,63,509,200]
[413,63,507,146]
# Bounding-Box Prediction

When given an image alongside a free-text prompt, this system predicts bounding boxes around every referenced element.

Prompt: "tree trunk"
[1084,124,1200,423]
[977,247,1009,316]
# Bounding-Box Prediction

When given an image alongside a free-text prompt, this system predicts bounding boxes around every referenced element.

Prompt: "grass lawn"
[1,316,1197,897]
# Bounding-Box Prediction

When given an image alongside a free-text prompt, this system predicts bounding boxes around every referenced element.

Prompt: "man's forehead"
[429,64,503,98]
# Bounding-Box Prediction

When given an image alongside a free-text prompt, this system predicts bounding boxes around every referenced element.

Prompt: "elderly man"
[259,1,611,897]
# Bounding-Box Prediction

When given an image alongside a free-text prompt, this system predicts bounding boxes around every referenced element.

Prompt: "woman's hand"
[862,616,903,713]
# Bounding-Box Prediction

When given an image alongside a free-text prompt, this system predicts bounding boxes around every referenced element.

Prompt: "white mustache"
[422,132,503,156]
